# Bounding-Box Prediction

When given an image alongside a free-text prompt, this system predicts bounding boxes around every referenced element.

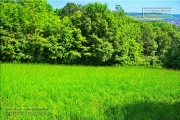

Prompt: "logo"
[142,8,171,18]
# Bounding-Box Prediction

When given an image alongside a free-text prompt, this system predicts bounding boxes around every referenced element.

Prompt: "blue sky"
[47,0,180,14]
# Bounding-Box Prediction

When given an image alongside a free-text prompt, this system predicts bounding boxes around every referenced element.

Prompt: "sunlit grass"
[1,63,180,119]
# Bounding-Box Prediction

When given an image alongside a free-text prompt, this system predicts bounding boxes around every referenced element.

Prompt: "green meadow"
[1,63,180,120]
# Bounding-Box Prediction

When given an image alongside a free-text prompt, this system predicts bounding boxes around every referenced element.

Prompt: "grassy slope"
[1,64,180,119]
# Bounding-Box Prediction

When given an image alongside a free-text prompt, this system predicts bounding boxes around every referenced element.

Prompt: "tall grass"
[1,63,180,119]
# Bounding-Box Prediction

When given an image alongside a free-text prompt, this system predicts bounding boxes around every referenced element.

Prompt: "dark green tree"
[163,39,180,69]
[60,2,82,18]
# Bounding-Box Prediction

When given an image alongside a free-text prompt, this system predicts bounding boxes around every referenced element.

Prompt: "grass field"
[1,63,180,120]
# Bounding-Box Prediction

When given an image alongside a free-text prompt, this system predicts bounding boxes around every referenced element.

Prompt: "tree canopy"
[1,1,180,69]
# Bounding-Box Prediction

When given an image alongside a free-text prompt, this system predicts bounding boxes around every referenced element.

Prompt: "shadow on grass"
[105,101,180,120]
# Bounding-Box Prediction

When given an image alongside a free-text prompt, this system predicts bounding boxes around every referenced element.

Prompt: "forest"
[1,0,180,69]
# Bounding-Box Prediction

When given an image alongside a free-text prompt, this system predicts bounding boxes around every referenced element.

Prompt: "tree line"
[0,0,180,69]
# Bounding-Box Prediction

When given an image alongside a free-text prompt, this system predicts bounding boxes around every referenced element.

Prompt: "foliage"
[163,40,180,69]
[0,1,180,68]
